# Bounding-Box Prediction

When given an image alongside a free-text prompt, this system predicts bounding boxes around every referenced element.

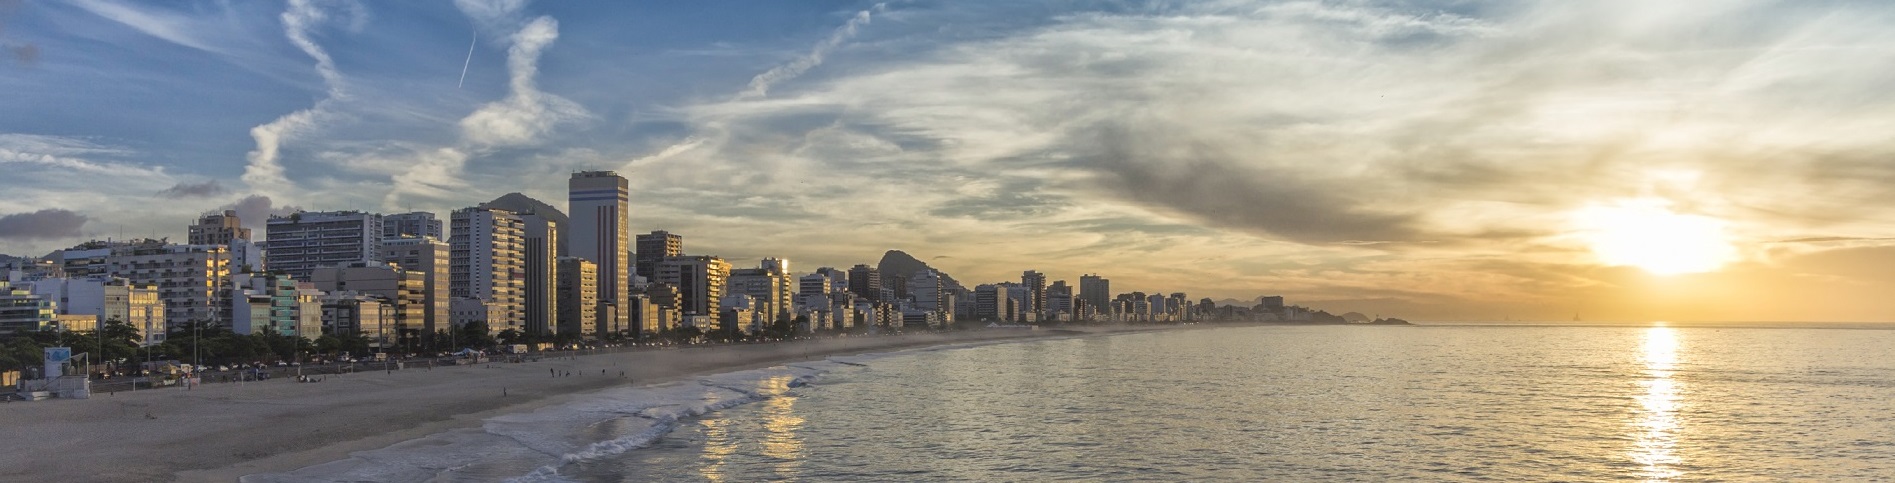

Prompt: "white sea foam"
[244,361,839,483]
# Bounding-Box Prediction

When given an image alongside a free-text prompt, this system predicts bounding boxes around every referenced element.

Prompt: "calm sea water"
[254,324,1895,482]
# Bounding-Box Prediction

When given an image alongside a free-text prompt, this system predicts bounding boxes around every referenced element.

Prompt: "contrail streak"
[458,26,476,88]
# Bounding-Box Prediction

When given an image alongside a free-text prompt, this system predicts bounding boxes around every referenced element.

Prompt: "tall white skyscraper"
[569,171,631,336]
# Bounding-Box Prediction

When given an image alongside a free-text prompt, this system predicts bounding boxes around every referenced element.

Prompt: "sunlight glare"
[1574,199,1737,275]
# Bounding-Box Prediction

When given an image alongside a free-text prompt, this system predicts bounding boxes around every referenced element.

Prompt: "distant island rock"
[1367,318,1413,325]
[1341,312,1371,323]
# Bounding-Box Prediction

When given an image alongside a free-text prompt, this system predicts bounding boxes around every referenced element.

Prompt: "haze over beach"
[3,0,1892,322]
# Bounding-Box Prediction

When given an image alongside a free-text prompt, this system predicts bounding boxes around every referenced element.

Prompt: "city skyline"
[4,1,1895,322]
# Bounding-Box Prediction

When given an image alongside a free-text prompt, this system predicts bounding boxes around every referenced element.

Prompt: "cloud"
[0,209,87,240]
[0,134,164,177]
[157,180,228,198]
[68,0,226,54]
[1084,123,1422,244]
[457,16,585,146]
[241,0,350,202]
[219,194,302,234]
[734,3,886,101]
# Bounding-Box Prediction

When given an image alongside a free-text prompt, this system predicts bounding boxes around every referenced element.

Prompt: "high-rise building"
[796,272,832,311]
[311,262,426,347]
[1021,270,1046,319]
[847,264,880,301]
[1047,280,1074,320]
[656,256,729,317]
[555,256,598,339]
[759,258,791,322]
[634,230,682,282]
[519,213,560,338]
[907,270,944,313]
[1079,274,1110,319]
[189,210,250,246]
[450,207,525,334]
[265,210,384,280]
[569,171,630,336]
[380,236,449,343]
[727,266,786,326]
[383,212,444,240]
[106,243,233,330]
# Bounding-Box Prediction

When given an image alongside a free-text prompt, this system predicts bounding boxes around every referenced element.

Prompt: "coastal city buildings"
[634,230,682,283]
[383,212,444,240]
[519,212,560,338]
[311,262,426,347]
[188,210,249,246]
[847,264,880,302]
[1080,274,1110,318]
[656,255,729,317]
[265,211,384,281]
[380,236,450,341]
[106,243,232,330]
[569,171,631,336]
[555,256,598,338]
[449,206,526,334]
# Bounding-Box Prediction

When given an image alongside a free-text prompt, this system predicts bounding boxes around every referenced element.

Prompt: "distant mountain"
[484,192,571,256]
[1214,298,1248,307]
[877,250,966,293]
[1340,312,1371,323]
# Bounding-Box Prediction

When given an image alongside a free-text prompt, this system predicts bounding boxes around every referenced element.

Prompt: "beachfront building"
[727,264,787,326]
[847,264,880,302]
[230,273,300,336]
[1079,274,1110,320]
[188,210,250,246]
[265,210,384,281]
[322,293,393,344]
[1021,270,1046,320]
[450,206,526,334]
[380,236,450,341]
[656,256,729,318]
[26,277,167,345]
[570,171,632,337]
[0,281,56,335]
[645,282,682,333]
[106,243,233,330]
[311,262,426,347]
[1047,281,1074,322]
[634,230,682,283]
[382,212,443,240]
[519,212,560,338]
[556,256,598,339]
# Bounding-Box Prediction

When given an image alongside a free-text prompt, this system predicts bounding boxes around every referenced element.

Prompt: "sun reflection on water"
[699,402,736,482]
[758,375,807,478]
[1632,326,1683,481]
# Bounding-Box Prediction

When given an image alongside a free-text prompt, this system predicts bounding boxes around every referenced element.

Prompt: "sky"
[3,0,1894,322]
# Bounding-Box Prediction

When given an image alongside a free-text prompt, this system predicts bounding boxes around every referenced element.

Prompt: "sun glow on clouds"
[1574,199,1738,276]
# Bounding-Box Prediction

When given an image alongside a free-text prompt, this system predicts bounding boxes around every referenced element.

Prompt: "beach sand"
[0,328,1126,482]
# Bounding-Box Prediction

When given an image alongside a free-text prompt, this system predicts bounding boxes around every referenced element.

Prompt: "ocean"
[249,324,1895,482]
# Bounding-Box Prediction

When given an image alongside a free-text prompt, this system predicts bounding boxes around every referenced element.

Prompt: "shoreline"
[0,325,1191,482]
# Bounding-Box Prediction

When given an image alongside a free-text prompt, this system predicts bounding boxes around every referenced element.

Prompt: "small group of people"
[296,375,324,383]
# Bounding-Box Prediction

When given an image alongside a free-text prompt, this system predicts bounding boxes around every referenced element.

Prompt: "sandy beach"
[0,327,1144,482]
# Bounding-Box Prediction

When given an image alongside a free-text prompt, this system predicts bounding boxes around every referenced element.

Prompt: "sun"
[1573,199,1737,275]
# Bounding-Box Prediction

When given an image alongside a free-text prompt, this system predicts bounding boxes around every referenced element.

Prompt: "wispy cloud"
[157,180,228,198]
[68,0,226,54]
[241,0,352,202]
